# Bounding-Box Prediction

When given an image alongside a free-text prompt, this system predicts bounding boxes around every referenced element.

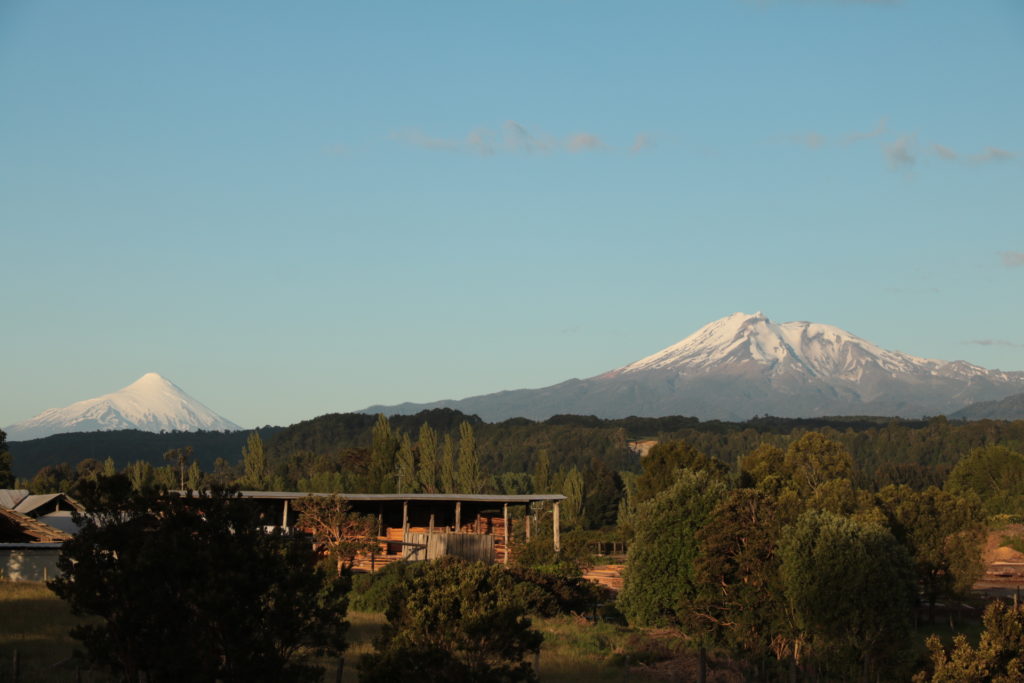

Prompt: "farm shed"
[232,491,567,571]
[0,489,84,535]
[0,507,71,581]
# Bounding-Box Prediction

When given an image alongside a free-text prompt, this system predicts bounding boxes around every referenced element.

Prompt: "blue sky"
[2,0,1022,429]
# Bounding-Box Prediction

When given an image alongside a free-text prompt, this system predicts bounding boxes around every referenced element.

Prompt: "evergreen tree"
[126,461,155,492]
[367,415,398,493]
[456,421,483,493]
[0,430,12,488]
[945,445,1024,516]
[779,509,916,679]
[562,467,585,530]
[163,446,192,490]
[876,485,986,621]
[532,452,550,494]
[186,461,202,490]
[241,432,269,491]
[51,478,350,682]
[917,599,1024,682]
[619,469,728,628]
[102,457,117,477]
[416,423,438,493]
[440,433,457,494]
[359,557,541,682]
[396,433,418,494]
[687,488,792,680]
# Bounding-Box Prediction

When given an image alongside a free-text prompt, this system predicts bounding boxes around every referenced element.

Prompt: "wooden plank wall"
[349,512,511,572]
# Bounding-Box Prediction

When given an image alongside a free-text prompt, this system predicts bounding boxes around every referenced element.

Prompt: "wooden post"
[282,499,289,529]
[429,512,435,535]
[552,501,561,553]
[455,501,461,532]
[525,503,532,540]
[377,503,383,537]
[503,503,509,564]
[402,500,409,533]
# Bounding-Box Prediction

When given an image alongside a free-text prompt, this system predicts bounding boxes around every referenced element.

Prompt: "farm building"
[233,491,567,571]
[0,507,71,581]
[0,489,84,535]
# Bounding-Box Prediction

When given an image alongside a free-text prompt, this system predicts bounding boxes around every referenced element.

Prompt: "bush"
[50,476,349,682]
[359,557,542,683]
[349,561,422,612]
[504,565,611,617]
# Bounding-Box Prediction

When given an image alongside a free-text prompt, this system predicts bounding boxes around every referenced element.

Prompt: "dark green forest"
[8,410,1024,531]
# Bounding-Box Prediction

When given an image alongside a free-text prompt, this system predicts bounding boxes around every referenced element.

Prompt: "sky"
[2,0,1023,429]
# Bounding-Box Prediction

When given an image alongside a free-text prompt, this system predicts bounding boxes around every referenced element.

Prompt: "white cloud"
[391,129,459,152]
[843,118,887,144]
[964,339,1024,348]
[885,136,916,169]
[391,121,638,156]
[1000,251,1024,268]
[630,133,654,153]
[566,133,604,153]
[970,147,1015,164]
[932,144,958,160]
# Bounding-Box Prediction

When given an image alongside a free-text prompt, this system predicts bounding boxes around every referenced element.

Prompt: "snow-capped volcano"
[366,312,1024,421]
[5,373,242,441]
[613,312,1008,383]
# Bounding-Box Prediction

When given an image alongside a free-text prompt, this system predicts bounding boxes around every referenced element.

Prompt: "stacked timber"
[583,564,625,593]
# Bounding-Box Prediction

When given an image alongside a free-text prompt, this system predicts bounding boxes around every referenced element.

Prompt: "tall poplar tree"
[532,452,550,494]
[0,430,12,488]
[416,423,439,493]
[562,467,585,530]
[396,433,418,494]
[440,433,457,494]
[456,421,483,493]
[367,414,398,493]
[241,432,269,491]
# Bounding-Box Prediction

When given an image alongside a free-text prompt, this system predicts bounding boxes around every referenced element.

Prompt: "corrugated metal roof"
[177,490,566,503]
[13,493,61,514]
[0,489,29,510]
[0,508,72,543]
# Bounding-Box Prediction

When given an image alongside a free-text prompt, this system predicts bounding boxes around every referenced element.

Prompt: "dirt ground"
[973,524,1024,599]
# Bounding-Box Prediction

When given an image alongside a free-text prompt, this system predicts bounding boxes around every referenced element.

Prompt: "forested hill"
[9,409,1024,492]
[8,427,281,478]
[265,410,1024,489]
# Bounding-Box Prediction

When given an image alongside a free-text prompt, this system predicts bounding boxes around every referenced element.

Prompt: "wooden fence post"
[503,503,509,564]
[552,501,561,553]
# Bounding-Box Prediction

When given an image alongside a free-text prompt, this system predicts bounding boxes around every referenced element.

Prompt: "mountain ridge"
[365,313,1024,421]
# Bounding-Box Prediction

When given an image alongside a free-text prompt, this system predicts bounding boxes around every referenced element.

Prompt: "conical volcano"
[5,373,242,440]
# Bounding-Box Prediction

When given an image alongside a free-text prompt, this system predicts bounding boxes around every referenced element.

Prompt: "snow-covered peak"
[616,312,982,381]
[5,373,242,441]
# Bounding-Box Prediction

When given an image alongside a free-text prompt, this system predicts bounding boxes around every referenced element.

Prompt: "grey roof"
[0,508,72,543]
[180,491,566,504]
[0,489,29,510]
[36,511,81,535]
[13,493,62,514]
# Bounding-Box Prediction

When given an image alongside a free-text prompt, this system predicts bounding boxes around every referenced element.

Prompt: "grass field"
[0,581,695,682]
[1,579,987,682]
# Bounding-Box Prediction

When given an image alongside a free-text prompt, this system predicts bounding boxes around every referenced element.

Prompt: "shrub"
[359,557,542,683]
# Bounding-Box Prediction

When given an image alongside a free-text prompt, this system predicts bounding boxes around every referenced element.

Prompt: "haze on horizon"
[2,1,1022,429]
